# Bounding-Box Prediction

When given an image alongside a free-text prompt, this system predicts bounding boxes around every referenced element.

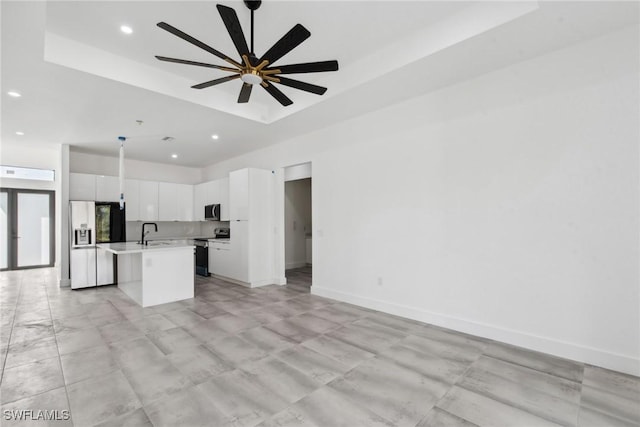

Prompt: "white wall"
[0,143,63,272]
[70,151,202,184]
[285,178,312,269]
[202,27,640,375]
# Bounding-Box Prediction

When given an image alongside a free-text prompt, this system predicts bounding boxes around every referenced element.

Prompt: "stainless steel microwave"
[204,204,220,220]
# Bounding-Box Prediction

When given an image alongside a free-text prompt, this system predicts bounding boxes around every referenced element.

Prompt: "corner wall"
[202,26,640,375]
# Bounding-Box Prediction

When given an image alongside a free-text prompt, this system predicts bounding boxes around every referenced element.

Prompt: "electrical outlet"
[377,277,383,287]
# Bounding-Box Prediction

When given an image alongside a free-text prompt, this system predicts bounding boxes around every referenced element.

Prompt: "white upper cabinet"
[159,182,193,221]
[193,183,207,221]
[139,180,159,221]
[229,169,249,220]
[193,178,230,221]
[95,175,120,202]
[176,184,193,221]
[218,177,230,221]
[71,173,195,222]
[205,180,219,205]
[69,173,96,200]
[158,182,179,221]
[124,179,140,221]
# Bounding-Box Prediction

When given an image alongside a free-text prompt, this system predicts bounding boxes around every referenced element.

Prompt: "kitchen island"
[97,242,194,307]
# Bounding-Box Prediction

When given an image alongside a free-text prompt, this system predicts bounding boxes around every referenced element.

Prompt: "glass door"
[1,189,55,270]
[1,190,8,269]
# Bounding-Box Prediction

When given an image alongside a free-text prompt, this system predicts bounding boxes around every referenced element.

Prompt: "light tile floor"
[1,268,638,427]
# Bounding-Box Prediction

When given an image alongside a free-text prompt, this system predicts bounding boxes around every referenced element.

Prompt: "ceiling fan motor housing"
[241,71,262,85]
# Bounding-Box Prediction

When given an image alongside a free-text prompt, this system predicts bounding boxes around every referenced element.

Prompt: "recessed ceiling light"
[211,134,219,140]
[8,91,21,98]
[120,25,133,34]
[15,131,24,136]
[171,154,178,159]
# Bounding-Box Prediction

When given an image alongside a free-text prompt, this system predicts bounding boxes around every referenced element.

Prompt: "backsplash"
[125,221,232,241]
[200,220,231,237]
[125,221,208,241]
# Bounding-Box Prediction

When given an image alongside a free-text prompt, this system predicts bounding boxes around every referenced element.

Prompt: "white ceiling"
[2,1,638,168]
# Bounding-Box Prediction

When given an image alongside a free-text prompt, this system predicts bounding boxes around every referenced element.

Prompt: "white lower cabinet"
[209,241,232,278]
[229,221,249,283]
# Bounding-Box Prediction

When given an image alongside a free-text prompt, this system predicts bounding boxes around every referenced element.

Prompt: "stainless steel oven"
[194,239,209,276]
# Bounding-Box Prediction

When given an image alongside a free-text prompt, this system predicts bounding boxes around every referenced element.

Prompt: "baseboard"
[249,278,276,288]
[286,261,307,270]
[211,274,249,287]
[59,278,71,287]
[311,286,640,377]
[212,274,285,288]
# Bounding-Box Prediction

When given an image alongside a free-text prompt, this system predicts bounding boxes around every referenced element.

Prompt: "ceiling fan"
[155,0,339,106]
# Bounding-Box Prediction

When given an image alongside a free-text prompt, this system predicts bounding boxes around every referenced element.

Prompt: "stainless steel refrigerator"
[69,201,126,289]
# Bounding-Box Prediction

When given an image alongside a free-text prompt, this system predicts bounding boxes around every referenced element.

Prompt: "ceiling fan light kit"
[156,0,339,106]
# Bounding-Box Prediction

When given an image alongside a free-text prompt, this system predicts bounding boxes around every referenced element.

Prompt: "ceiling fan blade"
[216,5,250,59]
[157,22,240,67]
[155,56,239,72]
[268,60,339,75]
[261,82,293,106]
[274,77,327,95]
[259,24,311,65]
[192,74,240,89]
[238,83,253,103]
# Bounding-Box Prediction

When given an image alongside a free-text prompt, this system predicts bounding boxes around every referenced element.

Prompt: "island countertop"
[97,242,194,255]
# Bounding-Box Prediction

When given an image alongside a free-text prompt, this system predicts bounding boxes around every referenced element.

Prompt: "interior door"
[1,189,55,270]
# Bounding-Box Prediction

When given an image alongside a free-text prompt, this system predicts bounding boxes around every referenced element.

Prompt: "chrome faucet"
[140,223,158,245]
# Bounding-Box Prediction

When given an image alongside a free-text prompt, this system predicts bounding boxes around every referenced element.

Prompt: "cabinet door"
[158,182,179,221]
[205,180,219,206]
[208,246,216,276]
[209,243,230,277]
[95,175,120,202]
[176,184,193,221]
[229,169,249,220]
[218,177,230,221]
[69,173,96,201]
[138,181,159,221]
[229,220,249,282]
[124,179,140,221]
[193,183,207,221]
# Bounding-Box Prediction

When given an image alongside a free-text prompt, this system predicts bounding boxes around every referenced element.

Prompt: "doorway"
[1,188,55,270]
[284,177,312,291]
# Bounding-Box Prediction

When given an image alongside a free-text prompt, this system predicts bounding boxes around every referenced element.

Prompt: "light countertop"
[98,242,195,255]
